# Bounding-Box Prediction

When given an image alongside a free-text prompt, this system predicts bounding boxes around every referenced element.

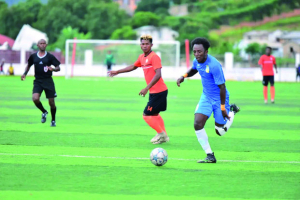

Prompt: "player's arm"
[108,64,137,77]
[176,68,198,87]
[47,65,60,72]
[218,83,230,120]
[273,57,278,73]
[47,55,61,72]
[139,68,162,96]
[21,63,32,81]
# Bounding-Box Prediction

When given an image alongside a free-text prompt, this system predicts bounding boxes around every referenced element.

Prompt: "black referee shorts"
[33,78,57,98]
[144,90,168,115]
[262,76,274,86]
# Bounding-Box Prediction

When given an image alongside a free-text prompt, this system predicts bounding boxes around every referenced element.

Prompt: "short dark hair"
[191,37,210,51]
[140,34,153,43]
[266,46,272,51]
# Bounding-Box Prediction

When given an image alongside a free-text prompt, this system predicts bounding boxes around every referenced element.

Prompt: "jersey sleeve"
[134,56,141,67]
[258,56,263,65]
[27,55,34,66]
[192,59,197,70]
[50,54,60,67]
[272,56,276,64]
[211,63,226,85]
[152,54,162,70]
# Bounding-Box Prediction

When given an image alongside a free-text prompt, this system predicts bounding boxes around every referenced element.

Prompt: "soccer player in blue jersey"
[177,37,240,163]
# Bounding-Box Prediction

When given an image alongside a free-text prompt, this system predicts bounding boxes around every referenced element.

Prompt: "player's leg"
[32,93,48,123]
[142,90,169,144]
[107,64,111,77]
[194,95,216,163]
[213,97,240,136]
[32,80,48,123]
[270,76,275,103]
[262,76,268,103]
[48,98,56,127]
[44,79,57,126]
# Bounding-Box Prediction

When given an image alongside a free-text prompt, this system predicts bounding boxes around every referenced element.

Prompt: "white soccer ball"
[150,148,168,166]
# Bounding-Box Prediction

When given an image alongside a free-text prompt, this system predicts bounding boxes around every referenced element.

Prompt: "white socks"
[195,129,212,154]
[225,111,235,130]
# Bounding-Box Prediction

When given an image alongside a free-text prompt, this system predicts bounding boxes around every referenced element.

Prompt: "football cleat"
[41,111,48,123]
[151,132,169,144]
[230,104,240,114]
[50,121,56,127]
[197,153,217,163]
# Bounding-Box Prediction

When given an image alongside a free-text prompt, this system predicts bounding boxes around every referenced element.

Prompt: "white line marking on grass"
[0,153,299,164]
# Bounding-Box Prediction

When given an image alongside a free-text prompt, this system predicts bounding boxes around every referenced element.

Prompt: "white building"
[134,25,179,42]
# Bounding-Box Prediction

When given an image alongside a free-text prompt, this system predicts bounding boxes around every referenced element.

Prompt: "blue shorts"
[195,94,230,125]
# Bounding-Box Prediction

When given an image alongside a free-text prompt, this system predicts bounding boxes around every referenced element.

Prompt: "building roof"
[280,31,300,39]
[0,34,15,47]
[244,30,270,36]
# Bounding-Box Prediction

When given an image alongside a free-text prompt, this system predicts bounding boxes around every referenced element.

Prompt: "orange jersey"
[134,51,168,94]
[258,55,276,76]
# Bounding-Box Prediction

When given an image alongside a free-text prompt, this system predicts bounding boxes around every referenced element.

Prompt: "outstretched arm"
[108,64,137,77]
[218,83,230,120]
[176,68,198,87]
[139,68,161,96]
[21,64,32,80]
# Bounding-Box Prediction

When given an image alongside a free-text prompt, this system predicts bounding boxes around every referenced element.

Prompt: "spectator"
[0,58,5,75]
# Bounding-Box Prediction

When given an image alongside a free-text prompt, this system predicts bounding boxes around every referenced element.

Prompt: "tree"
[245,43,261,57]
[131,12,160,29]
[135,0,169,13]
[34,0,90,43]
[176,20,209,51]
[47,26,91,52]
[84,1,130,39]
[110,26,137,40]
[0,0,42,39]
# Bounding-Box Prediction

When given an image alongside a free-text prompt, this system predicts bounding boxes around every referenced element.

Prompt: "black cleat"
[271,100,275,104]
[50,121,56,127]
[41,112,48,123]
[197,153,217,163]
[230,104,240,114]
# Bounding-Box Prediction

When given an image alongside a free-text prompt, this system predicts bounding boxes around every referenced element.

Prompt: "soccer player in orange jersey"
[108,34,169,144]
[258,47,278,104]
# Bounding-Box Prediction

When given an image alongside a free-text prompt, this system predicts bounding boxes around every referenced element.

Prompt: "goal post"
[65,39,180,78]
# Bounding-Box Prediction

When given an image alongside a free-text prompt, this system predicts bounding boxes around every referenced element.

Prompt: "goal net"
[65,39,180,78]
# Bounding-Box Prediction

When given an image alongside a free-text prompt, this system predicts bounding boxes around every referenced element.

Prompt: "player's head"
[191,37,210,63]
[266,46,272,55]
[108,50,111,54]
[140,34,153,54]
[37,39,47,51]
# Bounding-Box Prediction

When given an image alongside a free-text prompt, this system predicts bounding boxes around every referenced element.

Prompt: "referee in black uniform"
[21,39,60,127]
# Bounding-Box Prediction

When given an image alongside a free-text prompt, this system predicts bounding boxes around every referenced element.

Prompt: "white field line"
[0,153,299,164]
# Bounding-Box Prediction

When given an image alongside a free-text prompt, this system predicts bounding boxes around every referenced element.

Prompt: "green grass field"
[0,76,299,200]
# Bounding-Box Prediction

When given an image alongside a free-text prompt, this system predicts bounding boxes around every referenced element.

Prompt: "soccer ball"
[150,148,168,166]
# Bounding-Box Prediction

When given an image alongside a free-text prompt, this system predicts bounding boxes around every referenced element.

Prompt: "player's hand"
[222,110,231,121]
[47,66,54,71]
[139,88,148,97]
[108,70,118,77]
[21,75,26,81]
[177,76,185,87]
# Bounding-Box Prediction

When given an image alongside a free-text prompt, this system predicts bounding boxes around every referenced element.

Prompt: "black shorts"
[144,90,168,115]
[107,64,112,70]
[33,78,57,98]
[262,76,274,86]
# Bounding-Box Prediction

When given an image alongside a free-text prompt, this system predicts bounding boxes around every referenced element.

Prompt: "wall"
[3,64,298,82]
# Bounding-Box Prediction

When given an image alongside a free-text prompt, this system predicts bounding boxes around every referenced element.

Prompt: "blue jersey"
[192,54,229,101]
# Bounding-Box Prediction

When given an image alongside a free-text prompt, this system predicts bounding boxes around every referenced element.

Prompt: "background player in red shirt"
[258,47,278,104]
[108,34,169,144]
